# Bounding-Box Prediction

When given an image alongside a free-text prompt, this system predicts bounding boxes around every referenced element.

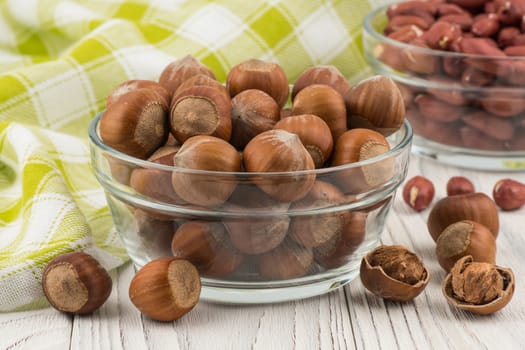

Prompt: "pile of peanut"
[379,0,525,151]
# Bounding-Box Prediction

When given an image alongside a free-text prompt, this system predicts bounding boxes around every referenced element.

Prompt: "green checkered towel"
[0,0,382,312]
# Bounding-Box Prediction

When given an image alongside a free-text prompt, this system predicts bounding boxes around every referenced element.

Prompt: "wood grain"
[1,155,524,350]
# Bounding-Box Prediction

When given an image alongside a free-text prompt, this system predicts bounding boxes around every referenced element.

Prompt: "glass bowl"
[88,112,412,304]
[363,4,525,171]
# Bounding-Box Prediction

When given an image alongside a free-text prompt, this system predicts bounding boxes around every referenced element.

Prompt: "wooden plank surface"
[1,154,524,350]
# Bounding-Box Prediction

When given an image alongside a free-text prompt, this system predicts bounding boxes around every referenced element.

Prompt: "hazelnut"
[257,238,314,280]
[230,89,280,149]
[443,256,515,315]
[129,257,201,322]
[344,75,405,136]
[289,181,346,248]
[291,84,347,141]
[243,129,315,202]
[226,58,289,107]
[360,245,430,302]
[331,128,392,193]
[291,65,350,100]
[427,192,499,241]
[42,252,112,314]
[99,88,169,159]
[133,209,176,257]
[158,55,215,99]
[314,210,367,269]
[171,221,243,277]
[273,114,334,168]
[106,79,170,108]
[435,220,496,272]
[492,178,525,211]
[171,135,241,207]
[170,85,232,143]
[402,176,435,212]
[172,73,228,103]
[446,176,475,196]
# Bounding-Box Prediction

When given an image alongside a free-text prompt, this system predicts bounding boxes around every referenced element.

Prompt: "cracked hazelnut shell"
[360,245,429,302]
[442,256,515,315]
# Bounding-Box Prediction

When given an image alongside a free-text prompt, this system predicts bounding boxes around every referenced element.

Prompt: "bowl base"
[412,137,525,172]
[200,271,358,304]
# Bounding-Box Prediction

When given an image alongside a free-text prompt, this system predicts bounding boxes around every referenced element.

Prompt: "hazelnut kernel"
[402,176,435,212]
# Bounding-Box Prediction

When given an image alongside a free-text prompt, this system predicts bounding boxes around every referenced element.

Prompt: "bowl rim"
[88,111,413,177]
[363,4,525,61]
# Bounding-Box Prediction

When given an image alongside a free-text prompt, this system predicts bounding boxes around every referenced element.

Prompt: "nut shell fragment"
[442,256,515,315]
[360,245,429,302]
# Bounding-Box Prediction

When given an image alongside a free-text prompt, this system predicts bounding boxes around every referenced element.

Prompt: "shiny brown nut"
[503,44,525,56]
[460,66,495,87]
[171,221,243,277]
[159,55,216,99]
[402,176,435,212]
[273,114,334,168]
[460,126,506,151]
[492,178,525,211]
[479,88,525,117]
[415,94,463,123]
[442,256,515,315]
[331,128,392,194]
[360,245,430,302]
[426,75,469,106]
[471,13,500,37]
[496,0,525,25]
[172,74,228,104]
[403,38,439,75]
[421,21,461,50]
[458,38,505,74]
[314,210,367,269]
[388,25,424,43]
[171,135,241,207]
[497,26,521,47]
[226,58,289,107]
[386,1,436,19]
[42,252,112,314]
[439,12,474,31]
[289,181,346,248]
[385,14,434,33]
[257,238,313,280]
[291,84,347,141]
[427,192,499,241]
[345,75,405,136]
[436,3,468,16]
[448,0,486,9]
[446,176,475,196]
[100,88,169,159]
[291,65,350,100]
[243,129,315,202]
[106,79,170,108]
[436,220,497,272]
[170,85,232,143]
[230,89,280,150]
[462,110,515,141]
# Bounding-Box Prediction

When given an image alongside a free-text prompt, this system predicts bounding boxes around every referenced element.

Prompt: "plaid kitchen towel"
[0,0,386,312]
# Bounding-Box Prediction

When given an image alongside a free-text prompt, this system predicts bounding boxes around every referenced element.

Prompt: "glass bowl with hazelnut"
[363,2,525,171]
[88,57,412,304]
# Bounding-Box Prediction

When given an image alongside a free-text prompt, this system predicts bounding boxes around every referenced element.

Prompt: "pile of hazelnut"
[376,0,525,151]
[360,175,521,315]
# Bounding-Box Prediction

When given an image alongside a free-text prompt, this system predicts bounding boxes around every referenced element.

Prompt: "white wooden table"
[1,154,524,350]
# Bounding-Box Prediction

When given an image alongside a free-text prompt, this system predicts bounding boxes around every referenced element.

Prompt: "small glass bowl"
[88,112,412,304]
[363,4,525,171]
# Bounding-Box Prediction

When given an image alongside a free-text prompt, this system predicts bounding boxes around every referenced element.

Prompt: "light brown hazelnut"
[42,252,112,314]
[106,79,170,108]
[443,256,515,315]
[170,85,232,143]
[360,245,430,302]
[257,238,314,280]
[344,75,405,136]
[99,88,168,159]
[402,176,435,212]
[129,257,201,322]
[291,84,347,141]
[243,129,315,202]
[158,55,215,99]
[314,210,367,269]
[427,192,499,241]
[331,128,392,194]
[289,181,346,248]
[226,58,289,107]
[291,65,350,100]
[492,178,525,211]
[171,135,241,207]
[273,114,333,168]
[171,221,243,277]
[172,73,228,104]
[230,89,280,149]
[436,220,496,272]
